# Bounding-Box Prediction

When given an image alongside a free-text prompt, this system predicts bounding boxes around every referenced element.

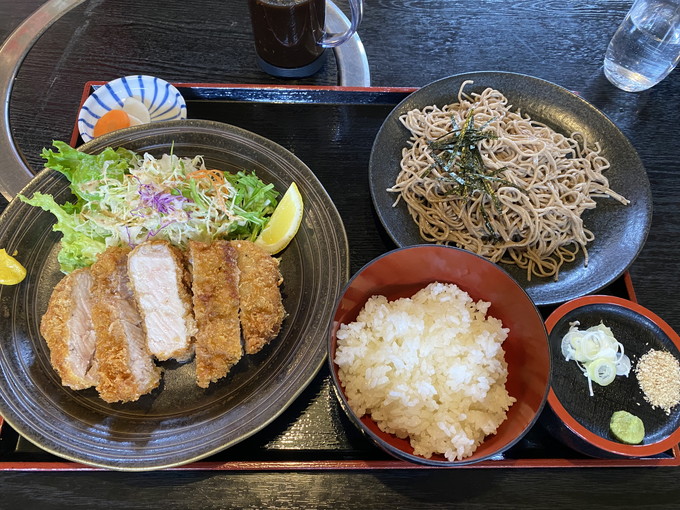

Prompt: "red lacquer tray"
[0,84,676,471]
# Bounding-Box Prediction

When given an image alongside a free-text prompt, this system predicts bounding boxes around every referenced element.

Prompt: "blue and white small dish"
[78,75,187,142]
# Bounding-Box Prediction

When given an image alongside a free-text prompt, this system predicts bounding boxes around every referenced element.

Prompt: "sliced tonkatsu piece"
[231,240,285,355]
[40,268,98,390]
[127,240,196,362]
[90,246,161,403]
[189,240,243,388]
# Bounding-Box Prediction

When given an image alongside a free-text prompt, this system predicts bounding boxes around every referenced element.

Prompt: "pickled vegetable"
[0,249,26,285]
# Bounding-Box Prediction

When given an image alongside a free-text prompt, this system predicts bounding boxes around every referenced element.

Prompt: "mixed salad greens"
[20,141,278,273]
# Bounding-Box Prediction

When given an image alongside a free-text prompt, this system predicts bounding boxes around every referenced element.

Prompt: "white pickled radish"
[122,97,151,126]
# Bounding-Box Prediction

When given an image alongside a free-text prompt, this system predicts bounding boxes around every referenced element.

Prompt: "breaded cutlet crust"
[91,246,161,403]
[40,268,98,390]
[232,240,285,355]
[189,240,243,388]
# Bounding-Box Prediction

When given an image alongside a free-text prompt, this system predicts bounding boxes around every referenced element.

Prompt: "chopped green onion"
[561,321,630,396]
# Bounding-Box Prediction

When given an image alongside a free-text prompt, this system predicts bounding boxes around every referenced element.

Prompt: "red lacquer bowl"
[545,295,680,458]
[327,245,551,466]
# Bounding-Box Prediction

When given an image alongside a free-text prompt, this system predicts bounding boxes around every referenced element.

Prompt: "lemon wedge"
[255,182,304,254]
[0,249,27,285]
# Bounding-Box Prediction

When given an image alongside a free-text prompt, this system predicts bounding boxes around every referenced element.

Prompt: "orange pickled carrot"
[93,109,131,137]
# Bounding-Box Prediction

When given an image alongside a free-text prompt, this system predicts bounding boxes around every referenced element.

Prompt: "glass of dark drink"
[248,0,363,78]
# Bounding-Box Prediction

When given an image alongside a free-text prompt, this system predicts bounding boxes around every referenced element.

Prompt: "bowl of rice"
[328,245,551,466]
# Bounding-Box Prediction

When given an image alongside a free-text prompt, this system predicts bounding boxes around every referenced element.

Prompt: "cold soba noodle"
[389,82,629,280]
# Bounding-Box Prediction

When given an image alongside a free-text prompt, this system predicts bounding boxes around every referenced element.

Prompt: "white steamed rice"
[334,282,515,461]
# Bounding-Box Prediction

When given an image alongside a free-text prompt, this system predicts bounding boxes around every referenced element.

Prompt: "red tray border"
[2,84,672,472]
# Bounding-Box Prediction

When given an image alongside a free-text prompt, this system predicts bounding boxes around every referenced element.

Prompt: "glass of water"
[604,0,680,92]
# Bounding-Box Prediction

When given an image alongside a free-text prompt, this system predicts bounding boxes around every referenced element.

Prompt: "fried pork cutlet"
[232,240,285,355]
[90,246,161,403]
[189,240,243,388]
[128,240,196,362]
[40,268,98,390]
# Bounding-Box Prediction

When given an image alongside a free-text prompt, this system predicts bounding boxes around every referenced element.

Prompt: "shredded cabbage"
[561,321,630,396]
[19,141,278,273]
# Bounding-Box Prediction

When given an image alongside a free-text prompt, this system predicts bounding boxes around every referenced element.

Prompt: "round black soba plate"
[368,71,652,306]
[0,119,349,471]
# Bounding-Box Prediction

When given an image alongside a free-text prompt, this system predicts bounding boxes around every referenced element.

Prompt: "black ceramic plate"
[368,72,652,306]
[545,295,680,457]
[0,120,349,471]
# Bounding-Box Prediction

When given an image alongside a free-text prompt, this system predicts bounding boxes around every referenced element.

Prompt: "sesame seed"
[635,349,680,415]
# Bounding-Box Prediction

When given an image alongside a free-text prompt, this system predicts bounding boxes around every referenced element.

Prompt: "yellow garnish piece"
[0,249,27,285]
[254,182,304,255]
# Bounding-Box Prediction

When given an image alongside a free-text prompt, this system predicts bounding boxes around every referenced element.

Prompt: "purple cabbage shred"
[136,181,190,215]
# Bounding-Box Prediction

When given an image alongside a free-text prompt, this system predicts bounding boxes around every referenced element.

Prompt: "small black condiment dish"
[544,295,680,458]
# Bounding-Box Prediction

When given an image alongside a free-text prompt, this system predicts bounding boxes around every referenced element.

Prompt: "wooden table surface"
[1,0,680,508]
